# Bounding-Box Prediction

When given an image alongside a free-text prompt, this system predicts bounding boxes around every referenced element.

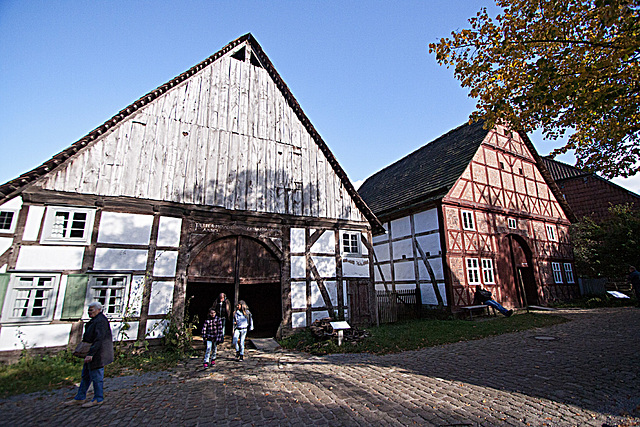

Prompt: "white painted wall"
[22,206,45,241]
[16,246,84,270]
[290,228,305,253]
[157,216,182,247]
[392,239,413,260]
[291,312,306,328]
[390,216,411,238]
[0,237,12,257]
[153,250,178,277]
[0,324,72,351]
[97,212,153,245]
[418,257,444,281]
[94,248,148,271]
[290,256,306,279]
[414,208,439,233]
[374,264,391,282]
[128,275,145,317]
[290,281,306,309]
[311,310,329,322]
[111,321,139,341]
[310,281,323,308]
[420,282,448,305]
[342,257,369,277]
[311,230,335,253]
[146,319,169,339]
[311,256,336,277]
[393,260,415,281]
[0,197,22,210]
[416,233,441,255]
[373,244,390,262]
[148,281,174,315]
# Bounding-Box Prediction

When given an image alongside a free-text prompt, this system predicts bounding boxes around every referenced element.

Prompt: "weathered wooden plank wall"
[38,44,364,222]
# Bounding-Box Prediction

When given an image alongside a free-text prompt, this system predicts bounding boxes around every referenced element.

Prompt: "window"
[481,259,495,284]
[564,263,574,284]
[552,262,563,283]
[2,274,59,323]
[41,207,95,245]
[466,258,480,284]
[546,224,557,241]
[88,276,127,317]
[342,231,360,255]
[507,218,517,229]
[0,209,18,233]
[462,211,475,230]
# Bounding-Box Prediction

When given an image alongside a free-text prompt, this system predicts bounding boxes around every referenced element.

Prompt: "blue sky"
[2,0,638,193]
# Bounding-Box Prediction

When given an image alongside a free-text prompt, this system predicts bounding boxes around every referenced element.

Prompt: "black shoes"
[506,309,514,317]
[239,354,244,361]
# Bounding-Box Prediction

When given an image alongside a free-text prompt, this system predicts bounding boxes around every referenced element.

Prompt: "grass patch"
[0,350,82,398]
[0,346,195,398]
[279,312,568,355]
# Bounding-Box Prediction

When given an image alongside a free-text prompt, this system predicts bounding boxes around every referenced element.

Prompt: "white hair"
[88,301,103,311]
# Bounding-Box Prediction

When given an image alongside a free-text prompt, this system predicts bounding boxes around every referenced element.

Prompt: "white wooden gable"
[31,36,368,223]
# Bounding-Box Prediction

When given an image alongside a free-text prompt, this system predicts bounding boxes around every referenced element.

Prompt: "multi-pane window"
[564,263,575,284]
[481,259,495,284]
[466,258,480,284]
[462,211,475,230]
[0,210,16,232]
[342,232,360,255]
[546,224,557,241]
[552,262,563,283]
[4,275,58,322]
[90,277,127,316]
[41,207,94,244]
[507,218,517,229]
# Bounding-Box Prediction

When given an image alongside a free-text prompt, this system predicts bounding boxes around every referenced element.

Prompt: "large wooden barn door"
[187,235,282,337]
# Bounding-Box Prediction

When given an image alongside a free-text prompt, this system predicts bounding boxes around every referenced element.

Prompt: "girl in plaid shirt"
[202,307,224,368]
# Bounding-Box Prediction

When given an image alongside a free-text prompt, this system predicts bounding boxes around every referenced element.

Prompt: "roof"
[0,33,383,234]
[358,121,488,216]
[540,157,590,181]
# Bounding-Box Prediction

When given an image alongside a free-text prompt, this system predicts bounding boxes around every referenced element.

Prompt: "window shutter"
[61,274,89,320]
[0,273,10,314]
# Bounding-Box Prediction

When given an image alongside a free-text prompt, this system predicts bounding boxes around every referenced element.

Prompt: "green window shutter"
[61,274,89,320]
[0,273,10,315]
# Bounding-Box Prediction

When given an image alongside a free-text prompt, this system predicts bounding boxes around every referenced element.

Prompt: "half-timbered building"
[0,34,382,356]
[358,121,578,313]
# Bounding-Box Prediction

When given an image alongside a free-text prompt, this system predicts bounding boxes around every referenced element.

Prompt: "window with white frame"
[88,276,128,317]
[507,218,517,229]
[552,262,563,283]
[563,263,575,284]
[462,211,475,230]
[342,231,361,255]
[0,209,18,233]
[41,207,95,245]
[2,274,59,322]
[466,258,481,284]
[546,224,557,241]
[481,259,495,284]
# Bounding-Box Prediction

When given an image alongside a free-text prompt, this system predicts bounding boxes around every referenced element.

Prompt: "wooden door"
[347,279,373,326]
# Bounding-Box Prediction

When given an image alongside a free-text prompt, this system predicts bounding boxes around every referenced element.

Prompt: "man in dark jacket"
[67,301,114,408]
[473,285,514,317]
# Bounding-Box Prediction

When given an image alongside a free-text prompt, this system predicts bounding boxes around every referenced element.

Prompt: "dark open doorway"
[508,234,537,307]
[185,282,234,336]
[187,234,282,338]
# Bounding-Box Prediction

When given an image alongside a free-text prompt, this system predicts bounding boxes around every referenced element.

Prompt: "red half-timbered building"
[359,121,578,313]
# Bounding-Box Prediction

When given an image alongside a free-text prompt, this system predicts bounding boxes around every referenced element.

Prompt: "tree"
[571,204,640,278]
[429,0,640,178]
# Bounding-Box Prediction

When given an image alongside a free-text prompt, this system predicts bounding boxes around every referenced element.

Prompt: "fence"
[376,289,418,324]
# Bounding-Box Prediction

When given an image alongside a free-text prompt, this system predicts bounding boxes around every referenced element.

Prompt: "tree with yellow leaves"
[429,0,639,178]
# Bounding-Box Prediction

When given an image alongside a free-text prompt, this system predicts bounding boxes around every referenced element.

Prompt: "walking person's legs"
[74,363,91,401]
[204,340,213,366]
[89,367,104,402]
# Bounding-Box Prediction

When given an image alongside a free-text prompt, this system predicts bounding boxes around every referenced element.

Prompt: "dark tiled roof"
[358,121,487,216]
[0,33,383,233]
[541,156,590,181]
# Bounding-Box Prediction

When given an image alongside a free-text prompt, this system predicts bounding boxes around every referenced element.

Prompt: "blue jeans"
[75,363,104,402]
[484,299,510,315]
[233,328,248,355]
[204,340,218,363]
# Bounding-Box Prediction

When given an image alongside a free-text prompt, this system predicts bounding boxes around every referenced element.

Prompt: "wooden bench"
[460,304,496,320]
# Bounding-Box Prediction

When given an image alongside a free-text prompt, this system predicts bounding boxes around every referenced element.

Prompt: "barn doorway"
[508,234,537,307]
[187,234,282,338]
[185,282,234,336]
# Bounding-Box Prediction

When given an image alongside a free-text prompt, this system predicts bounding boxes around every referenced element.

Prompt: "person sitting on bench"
[473,285,513,317]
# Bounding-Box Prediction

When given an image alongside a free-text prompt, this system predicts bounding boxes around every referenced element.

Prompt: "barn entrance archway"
[186,235,282,337]
[507,234,537,306]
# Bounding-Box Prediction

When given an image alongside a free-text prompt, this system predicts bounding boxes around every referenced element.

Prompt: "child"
[201,307,224,368]
[232,300,254,361]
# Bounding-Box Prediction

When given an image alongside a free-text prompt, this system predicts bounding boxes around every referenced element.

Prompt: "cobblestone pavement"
[1,307,639,426]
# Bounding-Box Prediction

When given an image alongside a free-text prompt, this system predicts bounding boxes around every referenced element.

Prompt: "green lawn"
[279,312,568,355]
